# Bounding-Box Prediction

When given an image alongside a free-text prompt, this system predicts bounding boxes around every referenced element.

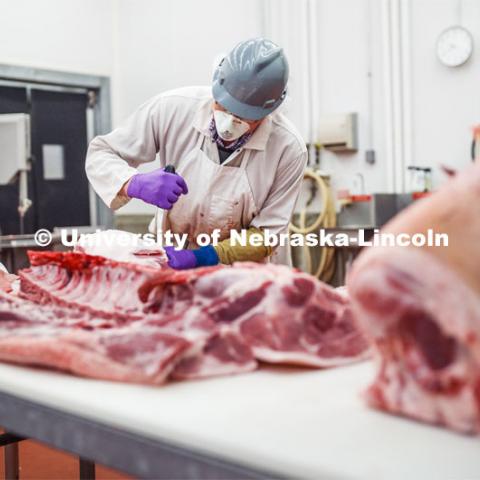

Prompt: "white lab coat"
[86,86,307,265]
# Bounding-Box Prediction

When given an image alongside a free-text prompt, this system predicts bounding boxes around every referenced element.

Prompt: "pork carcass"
[140,261,370,368]
[0,250,369,384]
[0,291,192,383]
[348,163,480,434]
[0,290,256,383]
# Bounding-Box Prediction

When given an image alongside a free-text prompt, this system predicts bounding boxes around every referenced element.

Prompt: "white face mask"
[213,110,250,141]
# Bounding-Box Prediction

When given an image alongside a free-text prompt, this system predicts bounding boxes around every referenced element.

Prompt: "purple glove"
[127,168,188,209]
[164,246,197,270]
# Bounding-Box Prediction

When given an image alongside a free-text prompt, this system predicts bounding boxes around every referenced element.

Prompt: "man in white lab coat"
[86,38,307,269]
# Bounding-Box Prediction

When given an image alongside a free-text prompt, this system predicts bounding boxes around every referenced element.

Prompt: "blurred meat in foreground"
[348,163,480,434]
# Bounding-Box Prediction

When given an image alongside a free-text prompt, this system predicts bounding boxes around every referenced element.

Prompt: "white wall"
[113,0,262,123]
[410,0,480,187]
[263,0,388,207]
[112,0,262,215]
[0,0,115,76]
[314,0,388,196]
[265,0,480,200]
[1,0,478,217]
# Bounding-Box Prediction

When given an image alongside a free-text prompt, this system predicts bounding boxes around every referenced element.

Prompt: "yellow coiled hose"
[289,168,336,283]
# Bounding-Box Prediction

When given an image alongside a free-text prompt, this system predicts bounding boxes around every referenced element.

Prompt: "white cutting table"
[0,360,478,480]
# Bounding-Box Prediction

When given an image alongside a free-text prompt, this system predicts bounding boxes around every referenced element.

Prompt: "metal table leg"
[4,443,19,480]
[0,433,24,480]
[79,457,95,480]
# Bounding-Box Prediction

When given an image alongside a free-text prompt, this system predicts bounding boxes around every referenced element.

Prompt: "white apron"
[149,134,291,265]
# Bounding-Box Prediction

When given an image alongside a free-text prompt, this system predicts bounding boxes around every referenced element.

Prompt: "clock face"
[436,26,473,67]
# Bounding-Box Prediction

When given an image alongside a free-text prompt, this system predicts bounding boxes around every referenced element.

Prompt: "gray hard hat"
[212,38,289,121]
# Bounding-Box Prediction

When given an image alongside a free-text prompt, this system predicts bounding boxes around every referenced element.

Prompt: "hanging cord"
[289,168,336,283]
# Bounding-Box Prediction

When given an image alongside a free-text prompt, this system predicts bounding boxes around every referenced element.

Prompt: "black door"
[0,86,91,234]
[0,86,35,235]
[30,89,90,231]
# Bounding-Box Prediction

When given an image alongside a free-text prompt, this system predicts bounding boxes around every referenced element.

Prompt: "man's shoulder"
[270,111,307,158]
[145,86,211,121]
[158,86,212,103]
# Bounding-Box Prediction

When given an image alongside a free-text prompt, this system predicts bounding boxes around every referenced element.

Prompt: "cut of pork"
[349,247,480,434]
[348,163,480,434]
[1,272,256,384]
[171,327,257,380]
[0,291,192,384]
[0,291,255,384]
[0,250,369,385]
[14,253,256,382]
[141,262,370,367]
[143,309,258,380]
[19,251,158,320]
[0,325,191,384]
